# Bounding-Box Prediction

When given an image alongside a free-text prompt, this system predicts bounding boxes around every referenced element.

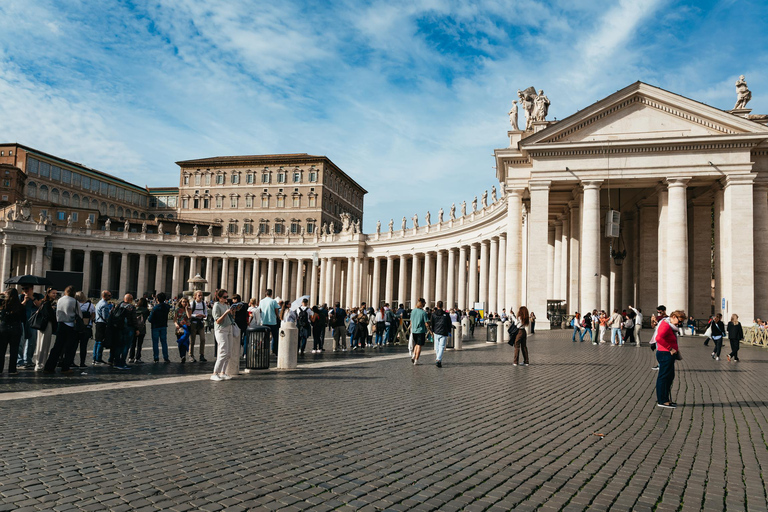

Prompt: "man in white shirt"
[189,290,208,362]
[629,305,643,345]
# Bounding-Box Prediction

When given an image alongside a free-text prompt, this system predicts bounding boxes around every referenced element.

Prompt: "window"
[274,222,284,234]
[72,194,80,208]
[293,172,300,183]
[259,221,269,234]
[277,196,285,208]
[108,185,117,198]
[61,191,70,206]
[100,182,108,195]
[117,188,125,201]
[309,196,316,207]
[51,166,61,181]
[91,179,100,193]
[182,198,189,209]
[246,173,254,184]
[193,198,199,209]
[261,197,269,208]
[2,195,7,202]
[100,202,107,215]
[231,173,240,184]
[3,179,10,187]
[309,171,317,182]
[61,169,71,184]
[292,196,300,207]
[205,174,211,185]
[228,223,238,234]
[244,223,252,234]
[28,158,38,174]
[230,196,238,208]
[245,196,253,208]
[261,172,270,183]
[40,209,48,218]
[72,212,78,222]
[277,172,286,183]
[57,211,66,221]
[88,213,96,224]
[183,175,190,185]
[290,221,300,234]
[51,188,59,203]
[73,173,81,188]
[40,162,50,178]
[26,182,36,198]
[203,198,209,209]
[117,207,123,217]
[82,176,90,190]
[194,174,201,186]
[307,220,316,234]
[216,174,224,185]
[108,205,115,216]
[216,196,223,208]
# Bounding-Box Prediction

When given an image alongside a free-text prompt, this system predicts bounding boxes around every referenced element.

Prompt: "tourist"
[655,310,684,409]
[279,299,293,322]
[513,306,530,366]
[226,299,246,377]
[330,301,347,351]
[317,303,328,348]
[410,299,429,365]
[297,298,311,355]
[32,288,57,371]
[703,314,715,346]
[310,306,323,353]
[75,291,95,368]
[374,307,386,347]
[468,308,477,335]
[710,313,726,361]
[247,298,261,328]
[629,305,642,345]
[623,311,635,345]
[599,311,608,343]
[93,290,113,365]
[530,311,536,335]
[259,289,280,355]
[580,310,593,343]
[0,288,25,375]
[17,284,42,369]
[111,294,140,370]
[686,316,696,336]
[174,297,191,363]
[609,309,624,345]
[726,314,743,362]
[127,297,148,364]
[355,306,369,349]
[383,303,394,344]
[431,301,451,368]
[44,286,79,374]
[148,292,171,363]
[211,288,234,381]
[189,290,208,362]
[570,312,581,342]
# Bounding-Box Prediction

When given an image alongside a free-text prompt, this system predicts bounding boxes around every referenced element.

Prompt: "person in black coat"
[710,313,726,361]
[0,288,26,374]
[726,314,744,362]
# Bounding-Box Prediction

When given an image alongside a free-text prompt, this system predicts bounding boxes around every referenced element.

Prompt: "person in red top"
[655,310,685,409]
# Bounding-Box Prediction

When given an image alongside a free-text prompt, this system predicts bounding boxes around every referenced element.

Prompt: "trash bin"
[246,326,272,370]
[448,324,455,349]
[487,322,498,343]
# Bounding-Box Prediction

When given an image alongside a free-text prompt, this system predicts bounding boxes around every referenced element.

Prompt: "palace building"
[1,79,767,328]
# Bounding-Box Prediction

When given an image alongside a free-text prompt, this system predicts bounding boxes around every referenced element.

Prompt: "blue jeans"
[580,327,592,342]
[655,350,675,404]
[298,328,309,352]
[688,326,695,335]
[435,334,447,362]
[572,325,580,341]
[611,328,623,345]
[18,325,37,365]
[152,326,169,361]
[375,330,383,346]
[265,323,280,354]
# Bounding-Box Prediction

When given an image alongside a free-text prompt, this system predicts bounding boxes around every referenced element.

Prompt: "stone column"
[714,186,725,316]
[397,254,407,306]
[62,248,72,272]
[458,246,468,310]
[155,255,165,295]
[666,178,690,313]
[25,248,32,274]
[723,175,755,322]
[580,181,602,312]
[546,227,555,302]
[410,253,421,307]
[34,246,44,277]
[309,259,318,305]
[753,184,768,319]
[281,258,291,300]
[638,202,658,314]
[384,256,394,305]
[205,256,213,283]
[118,253,129,298]
[234,257,243,295]
[479,241,489,313]
[497,234,506,313]
[1,243,11,284]
[422,252,433,306]
[621,212,634,309]
[446,248,456,309]
[468,243,478,308]
[435,250,445,305]
[553,221,563,299]
[251,258,260,299]
[101,252,111,294]
[506,188,524,313]
[361,257,370,305]
[371,256,381,308]
[600,226,610,312]
[489,238,498,314]
[529,181,551,329]
[351,257,360,306]
[81,250,92,296]
[568,198,580,313]
[657,186,668,307]
[263,258,273,291]
[136,253,147,298]
[187,256,196,281]
[293,259,302,298]
[318,258,327,304]
[220,257,229,292]
[560,214,569,302]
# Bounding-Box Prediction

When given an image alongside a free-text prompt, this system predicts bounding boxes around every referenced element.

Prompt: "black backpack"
[297,307,310,330]
[106,303,128,333]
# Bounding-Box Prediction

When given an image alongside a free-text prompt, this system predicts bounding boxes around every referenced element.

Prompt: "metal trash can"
[487,322,498,343]
[246,326,272,370]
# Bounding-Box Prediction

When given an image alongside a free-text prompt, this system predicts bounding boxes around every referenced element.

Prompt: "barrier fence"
[743,326,768,348]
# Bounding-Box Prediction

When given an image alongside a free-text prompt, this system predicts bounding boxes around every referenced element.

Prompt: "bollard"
[461,317,470,341]
[453,322,463,350]
[277,321,298,370]
[501,320,510,344]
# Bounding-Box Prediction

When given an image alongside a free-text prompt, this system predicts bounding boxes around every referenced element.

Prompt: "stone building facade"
[1,81,767,328]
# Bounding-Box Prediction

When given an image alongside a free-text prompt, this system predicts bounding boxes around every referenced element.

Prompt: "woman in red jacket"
[655,310,685,409]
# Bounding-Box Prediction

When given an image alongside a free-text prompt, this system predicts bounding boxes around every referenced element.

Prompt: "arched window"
[51,188,59,203]
[26,182,37,199]
[132,211,138,218]
[72,194,80,208]
[140,213,146,219]
[117,207,124,218]
[167,214,174,219]
[157,214,165,219]
[39,185,49,201]
[100,202,107,215]
[61,191,70,206]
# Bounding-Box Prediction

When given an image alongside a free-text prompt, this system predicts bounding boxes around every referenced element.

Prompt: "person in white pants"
[211,289,234,381]
[630,306,643,345]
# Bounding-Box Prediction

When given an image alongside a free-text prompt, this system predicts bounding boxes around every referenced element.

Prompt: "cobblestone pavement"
[1,330,767,511]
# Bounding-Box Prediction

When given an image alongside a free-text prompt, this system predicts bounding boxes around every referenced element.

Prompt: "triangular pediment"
[522,82,768,146]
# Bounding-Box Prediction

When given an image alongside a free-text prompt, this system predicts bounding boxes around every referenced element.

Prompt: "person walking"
[710,313,726,361]
[188,290,208,362]
[111,294,140,370]
[75,292,95,368]
[431,301,451,368]
[580,311,593,343]
[530,312,536,335]
[726,314,743,362]
[623,312,635,345]
[32,288,57,371]
[608,309,624,345]
[92,290,113,365]
[655,310,684,409]
[317,303,328,349]
[0,288,25,375]
[296,298,311,355]
[174,297,192,363]
[148,293,171,363]
[571,312,581,342]
[211,289,234,381]
[259,289,280,356]
[629,305,643,345]
[330,302,347,351]
[513,306,530,366]
[409,299,429,365]
[17,284,42,368]
[43,286,79,374]
[128,297,149,364]
[310,306,323,353]
[374,307,386,348]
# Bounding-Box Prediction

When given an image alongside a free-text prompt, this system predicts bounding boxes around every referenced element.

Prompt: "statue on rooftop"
[105,218,111,231]
[438,208,444,223]
[491,185,497,202]
[388,219,394,232]
[533,89,550,121]
[450,203,456,220]
[481,191,488,208]
[734,75,752,110]
[518,88,536,130]
[376,220,381,234]
[508,100,519,130]
[461,201,467,217]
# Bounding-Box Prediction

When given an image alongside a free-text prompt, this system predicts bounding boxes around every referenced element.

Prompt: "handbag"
[28,303,46,330]
[673,350,682,361]
[74,313,89,334]
[507,323,519,345]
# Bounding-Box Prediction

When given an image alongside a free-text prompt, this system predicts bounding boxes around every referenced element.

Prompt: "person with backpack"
[43,286,79,374]
[330,302,347,351]
[297,298,311,355]
[32,288,57,371]
[0,288,26,375]
[258,289,280,356]
[92,290,113,365]
[384,303,396,344]
[75,291,95,368]
[108,294,141,370]
[580,311,593,343]
[316,303,328,350]
[188,290,209,362]
[431,301,451,368]
[128,297,149,364]
[355,307,369,349]
[148,292,171,363]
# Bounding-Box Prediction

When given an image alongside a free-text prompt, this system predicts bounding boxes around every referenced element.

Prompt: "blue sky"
[1,0,766,232]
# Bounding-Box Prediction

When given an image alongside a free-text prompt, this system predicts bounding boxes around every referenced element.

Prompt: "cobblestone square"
[1,331,767,511]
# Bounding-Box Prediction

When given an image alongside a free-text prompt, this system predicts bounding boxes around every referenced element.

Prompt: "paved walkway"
[1,330,767,511]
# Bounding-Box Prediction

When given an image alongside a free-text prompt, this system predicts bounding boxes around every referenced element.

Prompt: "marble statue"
[124,219,130,232]
[301,226,306,236]
[461,201,467,217]
[492,186,497,203]
[66,214,72,227]
[329,222,335,234]
[207,225,213,237]
[39,212,45,225]
[354,219,361,234]
[450,203,456,220]
[192,224,198,236]
[105,218,111,231]
[175,224,180,236]
[388,219,394,232]
[438,208,444,223]
[734,75,752,110]
[6,209,14,221]
[157,221,163,234]
[141,221,147,234]
[412,213,419,229]
[340,212,351,233]
[16,200,32,221]
[84,216,92,229]
[518,88,535,130]
[534,89,550,121]
[481,191,488,208]
[241,223,247,235]
[322,222,328,235]
[425,211,431,226]
[376,220,381,234]
[508,100,518,130]
[401,216,407,231]
[472,196,478,212]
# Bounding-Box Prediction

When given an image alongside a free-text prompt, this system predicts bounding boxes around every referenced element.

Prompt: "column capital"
[507,187,526,198]
[666,177,692,188]
[529,180,552,192]
[580,180,603,190]
[725,173,756,187]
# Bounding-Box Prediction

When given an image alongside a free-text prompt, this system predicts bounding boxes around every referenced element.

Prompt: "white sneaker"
[716,357,720,361]
[210,374,222,381]
[221,375,233,380]
[413,359,419,365]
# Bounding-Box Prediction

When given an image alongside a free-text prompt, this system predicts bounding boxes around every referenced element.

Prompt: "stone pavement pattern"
[1,331,768,511]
